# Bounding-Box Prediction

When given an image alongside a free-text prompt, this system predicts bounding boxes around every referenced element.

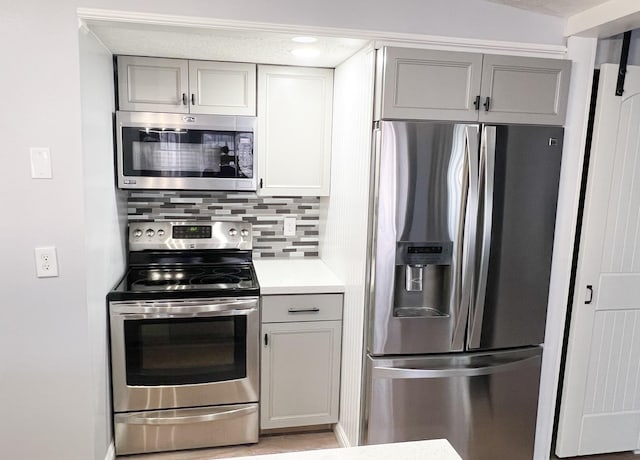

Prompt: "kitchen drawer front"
[114,403,258,455]
[261,294,343,323]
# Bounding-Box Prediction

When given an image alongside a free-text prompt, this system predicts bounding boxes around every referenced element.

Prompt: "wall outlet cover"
[34,246,59,277]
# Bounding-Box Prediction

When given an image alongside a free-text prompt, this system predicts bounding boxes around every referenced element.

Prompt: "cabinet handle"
[259,178,263,189]
[473,95,481,111]
[483,96,491,112]
[182,93,187,105]
[264,333,269,346]
[585,285,594,304]
[288,307,320,314]
[191,93,196,105]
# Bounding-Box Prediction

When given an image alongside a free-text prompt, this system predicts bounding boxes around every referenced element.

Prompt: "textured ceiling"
[484,0,610,17]
[86,20,368,68]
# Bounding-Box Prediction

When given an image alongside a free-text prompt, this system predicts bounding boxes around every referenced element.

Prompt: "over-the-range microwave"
[115,111,256,191]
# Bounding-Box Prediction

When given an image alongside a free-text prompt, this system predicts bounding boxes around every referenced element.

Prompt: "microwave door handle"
[469,126,496,349]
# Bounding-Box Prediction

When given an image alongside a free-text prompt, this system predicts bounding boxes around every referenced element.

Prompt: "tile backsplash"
[127,191,319,258]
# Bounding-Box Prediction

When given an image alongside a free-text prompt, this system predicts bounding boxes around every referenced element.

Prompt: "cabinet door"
[377,47,483,121]
[189,61,256,116]
[257,66,333,196]
[479,54,571,125]
[117,56,189,113]
[261,321,341,429]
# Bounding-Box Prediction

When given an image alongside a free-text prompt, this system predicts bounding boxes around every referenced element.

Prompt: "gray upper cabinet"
[478,54,571,125]
[117,56,189,113]
[376,47,571,125]
[188,60,256,116]
[117,56,256,116]
[376,47,483,122]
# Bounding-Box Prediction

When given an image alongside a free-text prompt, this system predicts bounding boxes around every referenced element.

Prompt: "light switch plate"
[283,217,297,236]
[30,147,52,179]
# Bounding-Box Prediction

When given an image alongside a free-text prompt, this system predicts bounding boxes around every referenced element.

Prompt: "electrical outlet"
[283,217,297,236]
[34,246,59,278]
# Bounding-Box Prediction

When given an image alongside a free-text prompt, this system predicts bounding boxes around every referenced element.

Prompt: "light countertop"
[228,439,461,460]
[253,258,344,295]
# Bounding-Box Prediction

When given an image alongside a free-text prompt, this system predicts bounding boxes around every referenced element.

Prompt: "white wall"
[319,45,376,447]
[595,29,640,66]
[0,2,95,460]
[79,26,127,459]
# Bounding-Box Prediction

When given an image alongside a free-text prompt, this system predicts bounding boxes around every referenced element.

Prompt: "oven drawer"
[261,294,343,323]
[114,403,258,455]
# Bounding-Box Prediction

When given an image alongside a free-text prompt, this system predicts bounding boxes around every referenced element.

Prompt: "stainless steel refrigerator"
[363,121,563,460]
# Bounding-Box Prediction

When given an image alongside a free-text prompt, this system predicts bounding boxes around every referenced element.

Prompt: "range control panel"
[129,221,252,251]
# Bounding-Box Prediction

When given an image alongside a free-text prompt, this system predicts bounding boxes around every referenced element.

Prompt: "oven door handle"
[110,298,258,316]
[117,405,257,425]
[114,307,257,320]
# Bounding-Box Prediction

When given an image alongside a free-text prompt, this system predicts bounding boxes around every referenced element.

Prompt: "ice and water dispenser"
[394,241,452,317]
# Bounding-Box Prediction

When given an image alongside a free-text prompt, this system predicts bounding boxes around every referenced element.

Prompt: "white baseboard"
[104,441,115,460]
[333,422,351,448]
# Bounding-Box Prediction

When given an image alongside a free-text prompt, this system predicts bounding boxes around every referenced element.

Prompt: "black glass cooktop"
[127,265,256,291]
[108,249,260,301]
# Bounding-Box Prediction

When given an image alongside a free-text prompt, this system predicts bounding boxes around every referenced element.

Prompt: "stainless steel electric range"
[107,221,259,456]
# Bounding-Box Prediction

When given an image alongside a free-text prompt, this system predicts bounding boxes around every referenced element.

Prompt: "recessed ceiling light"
[291,48,321,58]
[292,36,318,44]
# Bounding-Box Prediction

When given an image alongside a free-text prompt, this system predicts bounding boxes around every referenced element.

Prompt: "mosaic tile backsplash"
[127,191,320,258]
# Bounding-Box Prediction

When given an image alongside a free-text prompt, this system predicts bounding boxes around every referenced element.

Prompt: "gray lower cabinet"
[260,294,342,429]
[376,46,571,125]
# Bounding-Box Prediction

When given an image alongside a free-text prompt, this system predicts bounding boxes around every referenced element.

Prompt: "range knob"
[240,228,250,237]
[133,229,143,238]
[146,229,155,237]
[157,229,165,237]
[228,228,238,237]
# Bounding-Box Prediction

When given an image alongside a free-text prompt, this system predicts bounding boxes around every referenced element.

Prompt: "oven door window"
[121,127,253,179]
[123,316,247,386]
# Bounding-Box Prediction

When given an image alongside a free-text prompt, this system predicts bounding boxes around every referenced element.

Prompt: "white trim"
[532,35,598,460]
[104,442,115,460]
[78,18,112,54]
[76,8,567,59]
[334,422,352,448]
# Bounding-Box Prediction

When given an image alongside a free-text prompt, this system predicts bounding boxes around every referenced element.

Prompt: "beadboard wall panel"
[128,191,319,258]
[319,46,376,447]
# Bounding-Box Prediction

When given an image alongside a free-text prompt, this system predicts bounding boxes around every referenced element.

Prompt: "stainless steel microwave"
[115,111,256,191]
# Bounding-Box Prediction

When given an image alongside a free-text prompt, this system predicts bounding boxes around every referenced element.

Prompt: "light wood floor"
[118,431,339,459]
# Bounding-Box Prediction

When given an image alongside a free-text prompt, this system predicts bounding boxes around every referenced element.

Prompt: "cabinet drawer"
[262,294,343,323]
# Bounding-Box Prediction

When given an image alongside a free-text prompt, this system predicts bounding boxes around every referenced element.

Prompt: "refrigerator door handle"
[452,125,479,350]
[372,354,540,379]
[469,125,496,349]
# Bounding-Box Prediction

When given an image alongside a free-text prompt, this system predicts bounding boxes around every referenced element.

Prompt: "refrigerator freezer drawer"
[364,347,542,460]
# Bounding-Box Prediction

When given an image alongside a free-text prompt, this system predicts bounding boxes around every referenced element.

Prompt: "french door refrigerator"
[363,121,563,460]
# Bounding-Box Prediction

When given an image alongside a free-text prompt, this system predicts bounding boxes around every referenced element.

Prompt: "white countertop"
[228,440,461,460]
[253,258,344,295]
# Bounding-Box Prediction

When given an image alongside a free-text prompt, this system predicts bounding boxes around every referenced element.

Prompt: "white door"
[556,64,640,457]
